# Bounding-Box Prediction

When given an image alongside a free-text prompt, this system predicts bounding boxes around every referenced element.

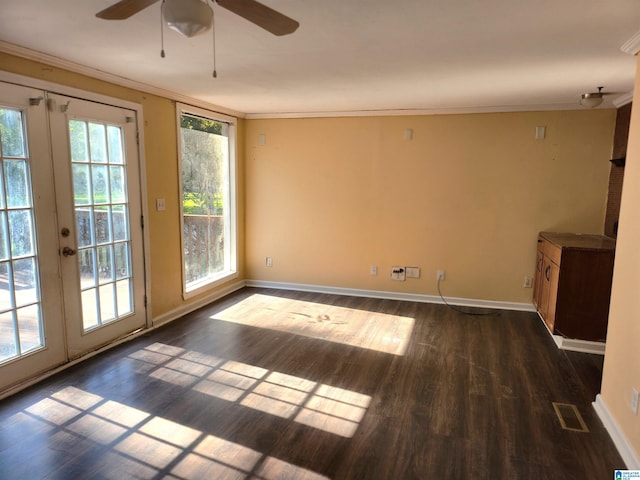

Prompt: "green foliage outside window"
[180,115,222,135]
[181,114,226,216]
[183,192,223,215]
[0,108,26,158]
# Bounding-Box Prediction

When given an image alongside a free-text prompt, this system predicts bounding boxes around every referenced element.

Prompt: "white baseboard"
[244,280,536,312]
[154,279,536,330]
[593,394,640,469]
[552,335,606,355]
[151,280,246,327]
[536,314,606,355]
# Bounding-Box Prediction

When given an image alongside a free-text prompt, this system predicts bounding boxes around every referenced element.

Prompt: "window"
[177,105,236,296]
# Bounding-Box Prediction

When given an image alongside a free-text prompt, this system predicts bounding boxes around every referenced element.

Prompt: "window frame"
[176,103,238,299]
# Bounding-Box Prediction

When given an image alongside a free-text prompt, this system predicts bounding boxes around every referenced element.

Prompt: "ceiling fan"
[580,86,622,108]
[96,0,299,37]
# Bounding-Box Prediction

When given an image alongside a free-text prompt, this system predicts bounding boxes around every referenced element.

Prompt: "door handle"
[62,246,77,257]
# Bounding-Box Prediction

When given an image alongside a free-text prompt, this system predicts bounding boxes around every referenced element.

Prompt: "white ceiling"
[1,0,640,117]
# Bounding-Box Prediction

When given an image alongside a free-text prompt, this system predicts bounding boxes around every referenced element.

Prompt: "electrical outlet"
[391,266,406,281]
[437,270,445,281]
[370,265,378,276]
[266,257,273,267]
[632,387,639,415]
[524,276,533,288]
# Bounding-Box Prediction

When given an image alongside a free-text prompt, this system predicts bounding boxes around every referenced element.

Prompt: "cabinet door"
[533,249,544,309]
[540,257,560,332]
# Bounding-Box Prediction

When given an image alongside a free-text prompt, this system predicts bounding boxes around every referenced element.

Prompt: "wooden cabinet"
[533,232,615,342]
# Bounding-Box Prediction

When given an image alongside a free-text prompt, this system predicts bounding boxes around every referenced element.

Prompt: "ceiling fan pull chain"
[160,0,166,58]
[212,11,217,78]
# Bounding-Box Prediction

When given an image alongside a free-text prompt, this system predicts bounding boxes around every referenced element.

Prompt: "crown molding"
[244,102,591,120]
[621,29,640,55]
[0,40,244,119]
[613,91,634,107]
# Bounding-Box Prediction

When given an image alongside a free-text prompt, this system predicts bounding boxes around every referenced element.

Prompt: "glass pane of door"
[69,120,133,331]
[0,107,44,362]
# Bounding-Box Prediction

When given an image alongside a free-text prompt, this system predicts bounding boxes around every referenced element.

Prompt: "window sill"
[182,271,239,301]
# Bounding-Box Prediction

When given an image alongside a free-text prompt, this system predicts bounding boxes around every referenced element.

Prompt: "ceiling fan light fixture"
[580,87,604,108]
[164,0,213,38]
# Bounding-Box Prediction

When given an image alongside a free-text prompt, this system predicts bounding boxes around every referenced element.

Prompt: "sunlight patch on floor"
[125,342,372,438]
[10,384,331,480]
[212,294,414,356]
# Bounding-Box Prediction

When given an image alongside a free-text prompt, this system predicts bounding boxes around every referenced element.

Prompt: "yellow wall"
[0,52,617,310]
[601,55,640,461]
[0,52,246,319]
[245,111,615,303]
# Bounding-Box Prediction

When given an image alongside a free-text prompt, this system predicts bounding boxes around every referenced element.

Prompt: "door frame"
[0,71,151,382]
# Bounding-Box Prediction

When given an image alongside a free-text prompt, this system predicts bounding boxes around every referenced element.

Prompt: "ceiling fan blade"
[96,0,161,20]
[216,0,299,36]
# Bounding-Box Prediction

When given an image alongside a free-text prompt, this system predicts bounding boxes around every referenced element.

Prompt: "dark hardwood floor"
[0,287,624,479]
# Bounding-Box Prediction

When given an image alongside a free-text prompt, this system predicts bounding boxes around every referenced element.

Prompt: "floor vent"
[552,402,589,433]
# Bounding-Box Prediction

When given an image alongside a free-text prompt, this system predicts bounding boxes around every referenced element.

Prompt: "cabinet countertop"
[539,232,616,252]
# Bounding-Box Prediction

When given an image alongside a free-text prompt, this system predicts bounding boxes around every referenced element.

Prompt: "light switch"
[406,267,420,278]
[156,198,166,211]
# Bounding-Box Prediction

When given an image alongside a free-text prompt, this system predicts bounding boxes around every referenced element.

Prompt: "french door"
[0,83,146,391]
[49,93,145,359]
[0,83,66,390]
